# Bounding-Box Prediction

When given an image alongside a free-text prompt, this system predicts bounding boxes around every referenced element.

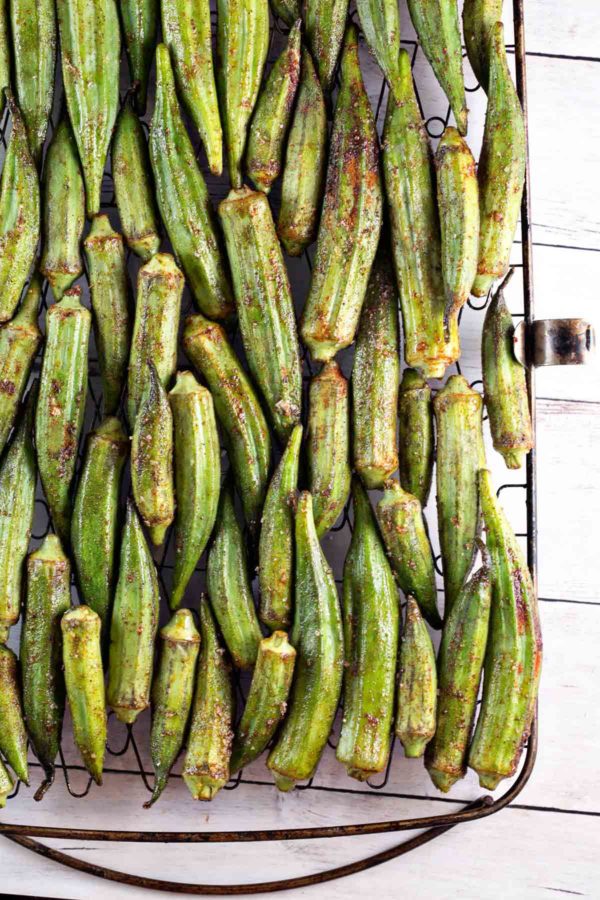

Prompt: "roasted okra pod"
[398,369,434,508]
[355,0,402,90]
[0,7,9,116]
[303,0,349,93]
[396,596,437,757]
[463,0,503,93]
[0,645,29,784]
[0,758,13,807]
[120,0,157,115]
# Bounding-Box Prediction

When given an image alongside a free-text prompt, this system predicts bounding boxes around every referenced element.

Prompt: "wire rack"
[0,0,543,893]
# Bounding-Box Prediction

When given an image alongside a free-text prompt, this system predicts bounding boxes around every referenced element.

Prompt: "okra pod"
[463,0,503,93]
[219,186,302,442]
[0,645,29,784]
[469,469,542,790]
[301,26,383,362]
[120,0,157,115]
[269,0,298,25]
[0,275,41,456]
[230,630,296,774]
[398,368,434,508]
[303,0,349,94]
[183,599,235,800]
[169,371,221,610]
[61,605,107,785]
[396,596,437,757]
[355,0,401,91]
[0,3,9,117]
[336,480,399,780]
[0,759,13,807]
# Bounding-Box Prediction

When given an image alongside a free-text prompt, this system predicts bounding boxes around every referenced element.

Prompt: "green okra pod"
[398,369,434,509]
[183,599,235,800]
[0,645,29,784]
[183,314,271,534]
[469,469,542,790]
[0,2,9,117]
[355,0,401,91]
[336,479,399,781]
[307,360,351,537]
[61,605,107,785]
[396,596,437,757]
[169,371,221,610]
[107,499,160,723]
[269,0,298,25]
[120,0,157,115]
[376,478,442,630]
[258,424,302,631]
[301,26,383,362]
[472,22,526,298]
[146,608,200,806]
[36,288,91,543]
[267,491,344,790]
[84,215,132,415]
[303,0,349,94]
[230,630,296,774]
[0,758,13,807]
[463,0,503,93]
[352,255,400,490]
[219,186,302,442]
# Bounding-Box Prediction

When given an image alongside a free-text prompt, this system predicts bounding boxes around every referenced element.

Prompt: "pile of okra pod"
[0,0,542,809]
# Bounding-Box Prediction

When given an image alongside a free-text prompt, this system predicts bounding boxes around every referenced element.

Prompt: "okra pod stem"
[396,596,437,757]
[0,645,29,784]
[398,369,434,509]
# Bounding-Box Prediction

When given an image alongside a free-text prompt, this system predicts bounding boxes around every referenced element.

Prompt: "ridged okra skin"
[84,215,132,415]
[482,275,533,469]
[183,314,271,534]
[277,48,327,257]
[21,534,71,792]
[463,0,503,93]
[36,289,91,544]
[355,0,401,91]
[406,0,467,135]
[433,375,486,618]
[127,251,183,427]
[352,256,400,489]
[61,605,107,785]
[336,480,399,781]
[303,0,349,94]
[259,424,302,631]
[376,479,442,630]
[108,500,160,723]
[0,389,36,644]
[267,492,344,791]
[427,556,491,792]
[112,101,161,261]
[307,360,351,537]
[398,368,434,508]
[0,4,9,117]
[0,97,40,323]
[56,0,121,218]
[0,645,29,783]
[183,600,235,801]
[217,0,269,188]
[0,275,41,455]
[131,363,175,547]
[146,609,201,806]
[246,20,301,194]
[71,417,128,629]
[301,26,382,362]
[162,0,222,175]
[40,119,85,299]
[435,127,480,324]
[219,186,302,442]
[269,0,299,25]
[151,45,234,320]
[120,0,157,115]
[230,631,296,774]
[10,0,56,163]
[396,597,437,757]
[169,371,221,609]
[472,23,526,298]
[383,51,459,378]
[207,481,262,670]
[0,758,13,807]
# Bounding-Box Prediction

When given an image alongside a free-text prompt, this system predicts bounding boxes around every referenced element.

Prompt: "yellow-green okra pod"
[352,255,400,489]
[207,480,262,670]
[183,599,235,801]
[108,499,160,723]
[472,22,526,298]
[0,275,42,456]
[71,417,128,629]
[301,26,383,362]
[151,45,234,320]
[40,119,85,299]
[398,369,434,508]
[0,758,13,807]
[230,630,296,774]
[396,596,437,757]
[84,215,132,415]
[120,0,157,115]
[183,314,271,534]
[0,645,29,784]
[219,186,302,442]
[336,480,399,781]
[36,288,91,543]
[303,0,349,94]
[269,0,298,25]
[469,470,542,790]
[169,371,221,610]
[61,605,107,785]
[463,0,503,93]
[258,424,302,631]
[146,609,200,806]
[246,20,301,194]
[161,0,223,175]
[0,2,9,118]
[131,363,175,547]
[307,360,351,537]
[267,492,344,791]
[355,0,401,91]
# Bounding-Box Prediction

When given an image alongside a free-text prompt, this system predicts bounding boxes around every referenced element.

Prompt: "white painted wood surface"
[1,1,599,897]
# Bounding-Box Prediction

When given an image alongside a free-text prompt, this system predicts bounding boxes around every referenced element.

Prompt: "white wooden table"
[1,1,599,897]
